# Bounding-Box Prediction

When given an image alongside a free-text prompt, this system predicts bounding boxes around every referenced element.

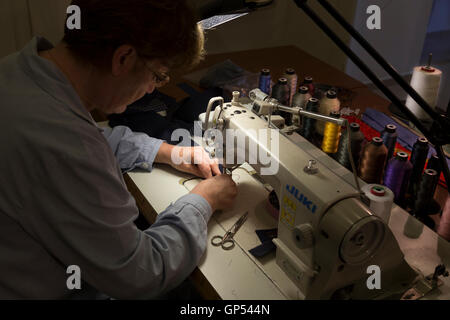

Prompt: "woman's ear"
[111,45,137,76]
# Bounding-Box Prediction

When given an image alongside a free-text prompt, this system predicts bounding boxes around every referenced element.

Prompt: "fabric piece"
[199,59,245,88]
[249,229,278,258]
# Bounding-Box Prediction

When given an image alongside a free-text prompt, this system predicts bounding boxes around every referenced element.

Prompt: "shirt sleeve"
[101,125,164,172]
[27,124,212,299]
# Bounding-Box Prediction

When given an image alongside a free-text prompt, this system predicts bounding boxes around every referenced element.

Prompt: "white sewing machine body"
[201,94,419,299]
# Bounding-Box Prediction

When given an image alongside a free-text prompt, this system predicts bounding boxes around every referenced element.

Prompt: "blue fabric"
[249,229,278,258]
[108,85,222,145]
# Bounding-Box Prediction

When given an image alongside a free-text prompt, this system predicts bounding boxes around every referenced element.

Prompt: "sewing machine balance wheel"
[339,216,386,265]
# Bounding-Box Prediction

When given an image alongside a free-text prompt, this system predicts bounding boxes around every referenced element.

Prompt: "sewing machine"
[199,90,439,300]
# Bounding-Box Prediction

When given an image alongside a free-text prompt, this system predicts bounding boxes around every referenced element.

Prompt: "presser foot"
[401,264,449,300]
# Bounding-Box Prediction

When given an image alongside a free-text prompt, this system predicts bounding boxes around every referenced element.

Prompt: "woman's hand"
[156,143,221,178]
[191,174,237,212]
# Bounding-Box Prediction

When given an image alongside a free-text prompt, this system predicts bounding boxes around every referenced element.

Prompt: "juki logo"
[286,184,317,214]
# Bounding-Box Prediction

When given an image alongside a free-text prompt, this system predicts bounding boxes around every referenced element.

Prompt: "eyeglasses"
[140,57,170,85]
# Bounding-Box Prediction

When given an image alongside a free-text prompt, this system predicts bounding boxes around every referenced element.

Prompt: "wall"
[427,0,450,33]
[0,0,70,59]
[1,0,358,73]
[28,0,71,44]
[423,0,450,112]
[0,0,32,59]
[204,0,358,72]
[345,0,434,83]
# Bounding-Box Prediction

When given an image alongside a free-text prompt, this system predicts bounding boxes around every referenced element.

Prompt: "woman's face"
[95,46,169,115]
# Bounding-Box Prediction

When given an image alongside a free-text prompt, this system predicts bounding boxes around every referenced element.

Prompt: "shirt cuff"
[138,138,164,171]
[174,193,213,223]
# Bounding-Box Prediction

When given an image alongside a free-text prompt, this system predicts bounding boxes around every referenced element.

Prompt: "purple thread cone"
[383,152,412,202]
[381,124,397,163]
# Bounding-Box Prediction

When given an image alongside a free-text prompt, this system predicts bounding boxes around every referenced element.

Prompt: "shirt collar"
[17,36,98,127]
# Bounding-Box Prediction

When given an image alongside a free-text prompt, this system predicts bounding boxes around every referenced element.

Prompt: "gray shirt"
[0,37,212,299]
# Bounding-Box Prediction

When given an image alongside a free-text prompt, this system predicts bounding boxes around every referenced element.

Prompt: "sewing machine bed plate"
[128,161,450,300]
[130,163,297,299]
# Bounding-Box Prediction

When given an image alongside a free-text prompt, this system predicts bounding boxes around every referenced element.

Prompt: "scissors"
[211,212,249,250]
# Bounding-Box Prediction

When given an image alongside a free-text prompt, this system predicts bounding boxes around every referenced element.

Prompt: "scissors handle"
[221,239,235,250]
[211,212,249,250]
[211,235,236,250]
[211,235,224,246]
